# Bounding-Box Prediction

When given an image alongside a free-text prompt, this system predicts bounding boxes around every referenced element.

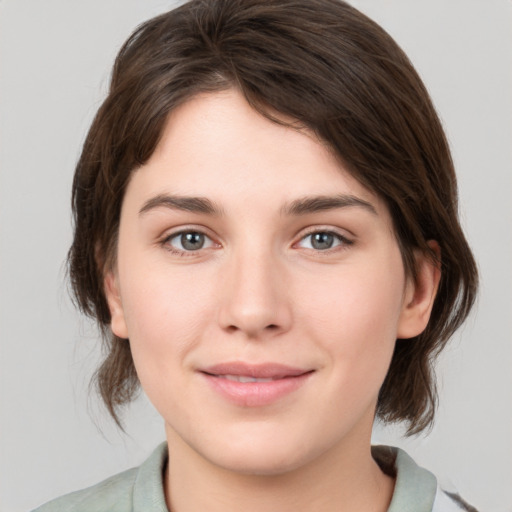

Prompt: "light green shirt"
[32,443,470,511]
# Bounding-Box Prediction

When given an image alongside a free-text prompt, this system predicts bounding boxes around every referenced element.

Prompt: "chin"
[197,429,324,477]
[211,449,308,477]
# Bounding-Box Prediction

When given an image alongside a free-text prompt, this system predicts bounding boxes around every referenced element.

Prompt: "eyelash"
[160,229,216,256]
[294,229,354,253]
[159,228,353,256]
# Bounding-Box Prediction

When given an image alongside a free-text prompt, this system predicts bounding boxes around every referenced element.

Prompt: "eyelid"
[159,225,221,255]
[293,226,354,251]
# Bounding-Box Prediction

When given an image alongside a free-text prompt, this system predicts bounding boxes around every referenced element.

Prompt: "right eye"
[163,230,215,253]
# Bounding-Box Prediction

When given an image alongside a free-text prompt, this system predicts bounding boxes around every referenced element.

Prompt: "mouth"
[199,362,314,407]
[201,362,311,379]
[218,375,275,383]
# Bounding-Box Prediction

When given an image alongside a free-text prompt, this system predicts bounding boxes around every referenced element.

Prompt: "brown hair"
[69,0,478,434]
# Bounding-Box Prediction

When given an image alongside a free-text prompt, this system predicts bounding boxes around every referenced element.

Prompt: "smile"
[221,375,274,383]
[199,362,314,407]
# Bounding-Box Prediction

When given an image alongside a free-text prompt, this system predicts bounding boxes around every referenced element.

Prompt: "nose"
[217,246,293,339]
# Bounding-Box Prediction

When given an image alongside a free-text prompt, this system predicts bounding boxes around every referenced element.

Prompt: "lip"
[199,362,314,407]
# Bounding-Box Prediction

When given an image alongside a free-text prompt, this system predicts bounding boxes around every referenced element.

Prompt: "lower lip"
[201,372,313,407]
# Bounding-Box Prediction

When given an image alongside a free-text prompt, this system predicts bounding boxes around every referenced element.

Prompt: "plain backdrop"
[0,1,511,511]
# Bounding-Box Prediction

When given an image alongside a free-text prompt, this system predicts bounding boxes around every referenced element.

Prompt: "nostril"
[227,324,279,332]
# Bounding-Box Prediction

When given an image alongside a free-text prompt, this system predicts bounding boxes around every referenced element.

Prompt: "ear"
[104,271,129,339]
[397,242,441,339]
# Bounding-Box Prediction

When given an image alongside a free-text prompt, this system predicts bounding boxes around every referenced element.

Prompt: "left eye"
[165,231,214,252]
[297,231,348,251]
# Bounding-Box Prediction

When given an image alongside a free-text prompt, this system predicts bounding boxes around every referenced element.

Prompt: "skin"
[105,89,440,512]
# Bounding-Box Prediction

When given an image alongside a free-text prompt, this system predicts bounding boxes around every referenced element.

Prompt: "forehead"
[125,89,389,221]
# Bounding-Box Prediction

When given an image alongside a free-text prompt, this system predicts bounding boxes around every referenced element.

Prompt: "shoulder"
[31,443,168,512]
[372,445,478,512]
[32,467,138,512]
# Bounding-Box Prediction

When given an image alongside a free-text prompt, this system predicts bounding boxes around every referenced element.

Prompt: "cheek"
[297,258,405,384]
[118,262,217,386]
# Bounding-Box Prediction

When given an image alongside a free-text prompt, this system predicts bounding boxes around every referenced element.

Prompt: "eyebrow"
[281,194,377,216]
[139,194,223,216]
[138,193,377,217]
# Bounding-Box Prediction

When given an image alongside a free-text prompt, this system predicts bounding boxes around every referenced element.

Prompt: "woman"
[33,0,478,510]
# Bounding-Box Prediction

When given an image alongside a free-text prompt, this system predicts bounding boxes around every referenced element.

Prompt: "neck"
[164,425,394,512]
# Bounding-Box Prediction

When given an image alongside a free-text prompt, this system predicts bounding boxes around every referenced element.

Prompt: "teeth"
[223,375,273,383]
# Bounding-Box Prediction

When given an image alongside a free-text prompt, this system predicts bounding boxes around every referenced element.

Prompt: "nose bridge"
[218,239,291,337]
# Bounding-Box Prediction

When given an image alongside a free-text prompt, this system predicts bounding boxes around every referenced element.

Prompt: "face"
[106,89,435,476]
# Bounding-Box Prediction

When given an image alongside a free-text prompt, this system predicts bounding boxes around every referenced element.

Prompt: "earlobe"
[397,242,441,339]
[104,271,129,339]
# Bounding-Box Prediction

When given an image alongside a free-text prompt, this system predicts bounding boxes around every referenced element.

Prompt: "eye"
[164,231,215,252]
[297,231,351,251]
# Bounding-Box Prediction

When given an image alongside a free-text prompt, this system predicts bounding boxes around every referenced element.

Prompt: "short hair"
[68,0,478,434]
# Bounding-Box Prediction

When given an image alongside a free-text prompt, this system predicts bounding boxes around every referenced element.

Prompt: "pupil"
[181,232,204,250]
[312,232,334,250]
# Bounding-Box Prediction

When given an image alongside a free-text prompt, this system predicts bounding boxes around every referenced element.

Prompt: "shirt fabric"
[32,443,470,512]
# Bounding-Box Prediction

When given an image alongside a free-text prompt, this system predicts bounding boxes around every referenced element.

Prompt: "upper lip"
[200,362,312,379]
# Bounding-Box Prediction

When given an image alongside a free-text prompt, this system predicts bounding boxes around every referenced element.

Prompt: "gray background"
[0,1,510,511]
